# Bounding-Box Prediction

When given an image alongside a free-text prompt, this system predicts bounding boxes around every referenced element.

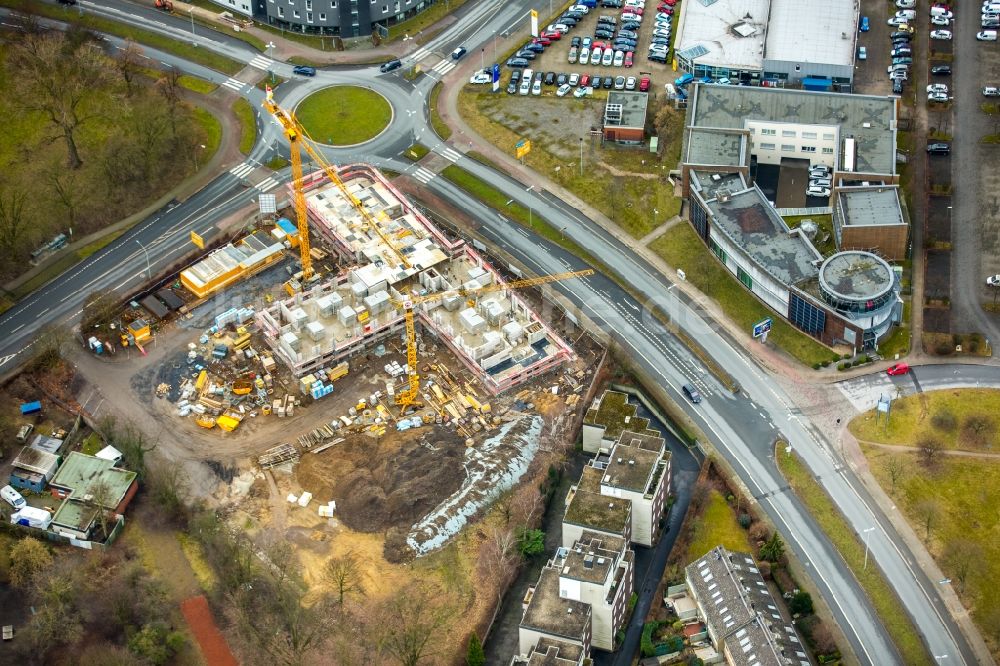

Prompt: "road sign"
[752,317,772,338]
[190,230,205,249]
[530,9,539,37]
[492,63,501,92]
[515,139,531,159]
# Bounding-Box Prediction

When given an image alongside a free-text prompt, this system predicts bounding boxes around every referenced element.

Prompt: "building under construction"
[255,165,576,395]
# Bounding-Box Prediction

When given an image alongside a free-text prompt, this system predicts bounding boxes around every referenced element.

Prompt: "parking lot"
[501,0,677,98]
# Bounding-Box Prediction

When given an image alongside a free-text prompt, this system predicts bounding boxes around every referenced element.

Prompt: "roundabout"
[295,85,393,147]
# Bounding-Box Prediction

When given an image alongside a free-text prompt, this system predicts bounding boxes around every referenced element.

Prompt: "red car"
[661,0,677,5]
[886,362,910,376]
[540,30,562,40]
[579,74,591,86]
[592,41,607,50]
[657,5,674,13]
[532,37,552,46]
[639,76,650,92]
[623,6,643,14]
[624,51,634,67]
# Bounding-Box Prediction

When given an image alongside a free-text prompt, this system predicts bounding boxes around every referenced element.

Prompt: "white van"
[2,485,26,510]
[979,30,999,40]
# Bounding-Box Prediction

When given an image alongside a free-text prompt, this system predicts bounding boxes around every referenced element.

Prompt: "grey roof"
[525,637,584,666]
[674,0,770,70]
[686,546,807,666]
[819,251,894,301]
[602,445,661,494]
[685,127,748,167]
[691,171,749,200]
[12,446,59,476]
[764,0,857,68]
[521,566,592,641]
[705,186,822,285]
[836,186,905,228]
[688,84,898,175]
[604,92,649,130]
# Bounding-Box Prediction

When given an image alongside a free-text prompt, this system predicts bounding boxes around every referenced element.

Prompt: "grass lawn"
[233,98,257,155]
[863,444,1000,655]
[191,106,223,164]
[80,432,103,456]
[429,81,452,141]
[177,75,219,95]
[1,0,244,75]
[878,300,911,359]
[849,388,1000,451]
[256,74,288,91]
[459,91,680,239]
[295,86,391,146]
[776,446,931,665]
[649,224,837,367]
[386,0,472,41]
[685,490,753,561]
[783,214,836,257]
[403,143,430,161]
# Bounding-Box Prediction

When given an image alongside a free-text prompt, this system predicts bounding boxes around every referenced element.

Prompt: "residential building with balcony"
[225,0,442,38]
[581,390,658,454]
[563,465,633,548]
[518,565,593,658]
[509,637,586,666]
[598,430,671,547]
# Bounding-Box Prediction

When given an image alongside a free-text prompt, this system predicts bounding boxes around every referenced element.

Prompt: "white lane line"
[10,324,23,334]
[256,177,280,192]
[222,77,244,91]
[249,55,273,71]
[440,147,462,162]
[230,163,255,178]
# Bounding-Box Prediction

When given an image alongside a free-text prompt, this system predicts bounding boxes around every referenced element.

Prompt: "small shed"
[140,295,169,320]
[127,318,152,343]
[156,289,185,311]
[95,446,123,465]
[19,401,41,416]
[10,446,60,493]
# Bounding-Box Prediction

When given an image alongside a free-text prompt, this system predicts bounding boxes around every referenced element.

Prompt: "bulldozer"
[154,0,174,11]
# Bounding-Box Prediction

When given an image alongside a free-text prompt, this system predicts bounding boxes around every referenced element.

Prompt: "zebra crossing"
[230,162,255,179]
[255,177,281,193]
[430,59,457,76]
[439,146,462,162]
[221,77,245,92]
[248,54,273,71]
[408,47,431,62]
[412,167,435,184]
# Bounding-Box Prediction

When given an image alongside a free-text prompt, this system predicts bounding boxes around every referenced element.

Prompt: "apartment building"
[518,565,593,657]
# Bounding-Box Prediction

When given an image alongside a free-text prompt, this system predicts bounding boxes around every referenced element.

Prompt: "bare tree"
[376,585,451,666]
[323,550,368,604]
[146,462,189,525]
[47,170,80,229]
[494,491,515,526]
[915,498,941,541]
[8,538,53,589]
[87,480,114,541]
[882,455,906,494]
[478,527,518,606]
[917,436,944,468]
[81,290,121,332]
[511,485,544,528]
[156,68,184,140]
[0,187,29,259]
[114,39,144,96]
[10,32,110,168]
[942,538,982,592]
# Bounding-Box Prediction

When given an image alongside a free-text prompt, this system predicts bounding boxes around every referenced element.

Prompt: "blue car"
[675,72,694,86]
[860,16,869,32]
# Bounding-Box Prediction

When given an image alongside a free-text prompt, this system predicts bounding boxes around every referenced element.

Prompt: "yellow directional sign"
[515,139,532,159]
[190,230,205,249]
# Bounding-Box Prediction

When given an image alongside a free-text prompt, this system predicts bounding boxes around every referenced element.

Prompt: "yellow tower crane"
[262,86,409,296]
[391,269,594,412]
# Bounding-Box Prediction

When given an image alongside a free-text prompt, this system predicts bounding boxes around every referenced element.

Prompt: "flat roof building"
[581,390,657,453]
[674,0,770,79]
[181,231,285,299]
[48,451,139,540]
[10,446,60,493]
[510,637,586,666]
[602,92,649,144]
[833,186,909,261]
[519,566,593,657]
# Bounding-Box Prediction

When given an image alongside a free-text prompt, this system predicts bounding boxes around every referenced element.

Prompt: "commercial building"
[47,452,139,540]
[673,0,858,89]
[207,0,441,37]
[832,186,908,261]
[602,92,649,144]
[180,231,285,299]
[684,546,810,666]
[256,166,575,395]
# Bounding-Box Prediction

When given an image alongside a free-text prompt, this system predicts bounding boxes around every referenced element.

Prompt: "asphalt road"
[1,2,987,664]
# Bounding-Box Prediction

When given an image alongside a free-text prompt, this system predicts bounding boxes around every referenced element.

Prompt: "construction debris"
[259,443,299,469]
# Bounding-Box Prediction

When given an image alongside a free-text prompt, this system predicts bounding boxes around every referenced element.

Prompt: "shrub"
[838,363,849,371]
[738,513,752,529]
[641,621,659,657]
[821,359,831,367]
[789,590,814,616]
[962,415,996,449]
[812,362,821,370]
[748,522,769,544]
[930,410,957,432]
[858,354,868,364]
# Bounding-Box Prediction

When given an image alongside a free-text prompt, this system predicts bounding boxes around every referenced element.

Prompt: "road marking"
[0,353,17,367]
[10,324,23,334]
[230,163,255,178]
[431,59,457,75]
[255,177,281,192]
[440,147,462,162]
[409,47,431,62]
[248,54,273,71]
[221,77,244,91]
[412,167,435,184]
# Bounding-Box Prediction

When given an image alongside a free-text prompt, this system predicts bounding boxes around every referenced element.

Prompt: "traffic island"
[295,86,392,146]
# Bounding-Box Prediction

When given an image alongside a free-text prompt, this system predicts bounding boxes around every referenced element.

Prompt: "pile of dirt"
[297,426,466,534]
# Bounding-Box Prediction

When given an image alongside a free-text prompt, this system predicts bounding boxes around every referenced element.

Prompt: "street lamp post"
[579,137,584,176]
[136,240,151,281]
[189,7,195,36]
[267,42,276,83]
[862,527,876,570]
[481,48,485,72]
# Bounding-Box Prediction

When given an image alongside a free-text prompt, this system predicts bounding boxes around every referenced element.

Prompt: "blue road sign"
[752,317,772,338]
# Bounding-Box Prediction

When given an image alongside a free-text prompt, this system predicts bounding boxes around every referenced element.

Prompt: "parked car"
[985,86,1000,97]
[931,15,951,26]
[544,71,556,85]
[890,30,913,40]
[590,47,603,65]
[524,43,544,53]
[987,275,1000,286]
[927,83,948,94]
[1,485,25,510]
[930,29,953,39]
[927,142,951,154]
[857,46,867,60]
[675,73,695,86]
[892,79,904,94]
[579,46,590,62]
[292,65,317,76]
[507,79,518,94]
[515,50,537,60]
[602,76,615,88]
[469,71,492,84]
[931,65,952,75]
[624,51,634,67]
[978,30,999,40]
[887,16,910,25]
[890,47,910,57]
[612,50,625,66]
[531,79,542,95]
[860,16,870,31]
[573,85,591,97]
[806,186,831,197]
[568,47,579,63]
[928,91,950,102]
[886,362,910,376]
[556,83,572,97]
[896,0,915,7]
[602,48,615,65]
[580,74,591,86]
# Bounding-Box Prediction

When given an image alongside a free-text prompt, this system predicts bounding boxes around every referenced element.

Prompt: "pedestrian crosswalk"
[256,177,281,192]
[230,162,255,179]
[248,54,273,71]
[439,147,462,162]
[222,77,245,91]
[409,47,431,62]
[431,59,457,76]
[412,167,435,184]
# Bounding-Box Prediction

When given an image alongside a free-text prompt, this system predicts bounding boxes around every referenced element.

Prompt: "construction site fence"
[2,514,125,552]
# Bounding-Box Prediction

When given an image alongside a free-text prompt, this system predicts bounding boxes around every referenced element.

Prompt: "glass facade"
[737,267,753,290]
[710,239,727,264]
[788,292,826,335]
[689,196,710,241]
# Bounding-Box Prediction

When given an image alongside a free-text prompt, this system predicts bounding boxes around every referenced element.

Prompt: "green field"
[177,75,219,95]
[403,143,430,161]
[685,490,753,561]
[233,98,257,155]
[850,388,1000,451]
[429,81,452,140]
[295,86,392,146]
[776,447,931,665]
[649,224,836,367]
[863,443,1000,655]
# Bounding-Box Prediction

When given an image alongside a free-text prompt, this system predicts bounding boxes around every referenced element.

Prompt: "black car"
[890,30,912,40]
[618,29,638,39]
[556,73,568,85]
[379,59,402,73]
[682,383,703,404]
[602,76,614,89]
[600,0,622,6]
[649,37,670,47]
[506,57,530,68]
[507,80,518,94]
[927,143,950,155]
[511,69,522,81]
[292,65,317,76]
[559,16,579,25]
[564,11,584,19]
[614,39,637,49]
[524,42,545,53]
[892,79,903,94]
[451,46,467,60]
[595,30,614,39]
[597,16,616,25]
[931,64,952,75]
[544,71,556,85]
[622,21,641,30]
[648,53,667,63]
[571,36,582,47]
[515,50,537,60]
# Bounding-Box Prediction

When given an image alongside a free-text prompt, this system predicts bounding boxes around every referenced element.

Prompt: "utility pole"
[189,7,195,36]
[579,137,584,176]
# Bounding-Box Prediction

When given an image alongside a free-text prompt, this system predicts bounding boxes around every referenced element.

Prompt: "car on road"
[682,383,703,403]
[806,186,831,197]
[451,46,467,60]
[860,16,869,31]
[927,142,951,154]
[927,83,949,94]
[930,29,953,39]
[928,91,950,102]
[379,59,402,73]
[931,65,952,75]
[886,362,911,376]
[292,65,317,76]
[988,275,1000,286]
[984,86,1000,97]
